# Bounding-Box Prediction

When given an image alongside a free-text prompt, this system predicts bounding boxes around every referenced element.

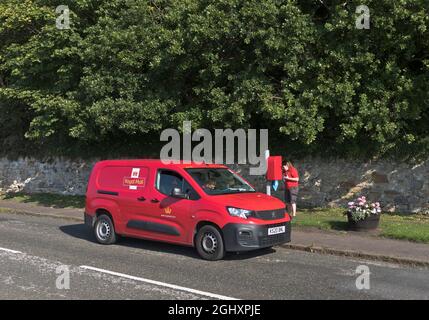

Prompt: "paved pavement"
[0,198,83,221]
[287,228,429,266]
[1,198,428,266]
[0,212,428,299]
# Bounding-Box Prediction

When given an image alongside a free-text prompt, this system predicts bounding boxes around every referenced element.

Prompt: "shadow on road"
[59,223,276,261]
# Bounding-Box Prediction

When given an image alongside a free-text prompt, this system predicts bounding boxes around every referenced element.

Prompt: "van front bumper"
[222,221,291,252]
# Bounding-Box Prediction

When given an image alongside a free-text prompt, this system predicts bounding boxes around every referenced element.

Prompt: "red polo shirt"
[284,166,299,189]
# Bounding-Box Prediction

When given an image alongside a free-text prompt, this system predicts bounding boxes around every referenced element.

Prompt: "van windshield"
[185,168,255,195]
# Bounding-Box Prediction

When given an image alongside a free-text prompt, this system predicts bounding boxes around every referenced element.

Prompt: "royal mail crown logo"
[164,207,172,215]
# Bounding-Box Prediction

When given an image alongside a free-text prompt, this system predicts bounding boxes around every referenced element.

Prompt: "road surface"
[0,212,428,300]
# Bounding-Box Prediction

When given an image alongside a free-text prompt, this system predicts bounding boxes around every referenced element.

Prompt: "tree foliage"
[0,0,428,159]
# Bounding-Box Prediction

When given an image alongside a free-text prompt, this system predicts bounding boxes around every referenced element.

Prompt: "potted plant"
[345,196,381,231]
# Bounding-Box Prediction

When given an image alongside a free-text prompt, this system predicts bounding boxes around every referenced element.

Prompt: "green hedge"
[0,0,428,160]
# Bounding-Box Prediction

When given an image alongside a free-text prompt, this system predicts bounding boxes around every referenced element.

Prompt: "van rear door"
[97,164,150,232]
[119,166,189,245]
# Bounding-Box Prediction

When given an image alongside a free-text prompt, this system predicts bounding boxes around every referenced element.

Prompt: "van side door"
[148,169,200,245]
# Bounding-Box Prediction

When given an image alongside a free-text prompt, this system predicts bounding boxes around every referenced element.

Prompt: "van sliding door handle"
[151,198,160,203]
[137,196,146,202]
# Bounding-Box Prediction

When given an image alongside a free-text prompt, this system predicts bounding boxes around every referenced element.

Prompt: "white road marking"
[80,265,239,300]
[0,247,22,254]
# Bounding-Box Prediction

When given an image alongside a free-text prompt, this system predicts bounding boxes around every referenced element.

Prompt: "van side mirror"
[171,187,187,199]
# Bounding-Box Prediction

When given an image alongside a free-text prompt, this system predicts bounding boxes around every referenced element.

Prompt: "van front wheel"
[94,214,117,245]
[196,225,225,261]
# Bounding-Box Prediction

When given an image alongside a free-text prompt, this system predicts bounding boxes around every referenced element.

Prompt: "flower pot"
[347,212,380,231]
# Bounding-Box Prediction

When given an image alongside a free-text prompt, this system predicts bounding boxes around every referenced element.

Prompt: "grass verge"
[292,208,429,244]
[0,192,85,209]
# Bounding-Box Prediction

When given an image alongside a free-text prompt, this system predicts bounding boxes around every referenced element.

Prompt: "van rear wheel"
[94,214,117,245]
[196,225,225,261]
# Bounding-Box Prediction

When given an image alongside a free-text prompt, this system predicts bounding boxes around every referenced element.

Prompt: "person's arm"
[284,169,299,182]
[285,176,299,182]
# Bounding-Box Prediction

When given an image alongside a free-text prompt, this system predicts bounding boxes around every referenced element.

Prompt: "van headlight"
[227,207,253,219]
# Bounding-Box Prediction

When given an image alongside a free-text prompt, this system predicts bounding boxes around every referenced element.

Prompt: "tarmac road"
[0,212,428,300]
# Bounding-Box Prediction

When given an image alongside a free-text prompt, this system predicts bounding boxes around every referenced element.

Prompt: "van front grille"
[252,208,285,220]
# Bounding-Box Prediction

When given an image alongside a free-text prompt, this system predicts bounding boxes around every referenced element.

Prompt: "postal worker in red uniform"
[283,161,299,217]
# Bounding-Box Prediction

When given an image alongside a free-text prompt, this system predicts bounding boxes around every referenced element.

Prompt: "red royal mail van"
[85,160,291,260]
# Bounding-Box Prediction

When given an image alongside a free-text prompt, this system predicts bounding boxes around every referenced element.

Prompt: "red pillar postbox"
[266,156,283,181]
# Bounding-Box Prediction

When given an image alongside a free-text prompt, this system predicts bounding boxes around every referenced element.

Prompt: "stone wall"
[0,157,428,213]
[0,158,94,195]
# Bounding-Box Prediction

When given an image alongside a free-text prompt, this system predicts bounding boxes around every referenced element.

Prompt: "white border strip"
[0,247,22,254]
[80,265,239,300]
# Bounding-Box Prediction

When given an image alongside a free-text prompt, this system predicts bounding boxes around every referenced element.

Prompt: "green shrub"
[0,0,428,159]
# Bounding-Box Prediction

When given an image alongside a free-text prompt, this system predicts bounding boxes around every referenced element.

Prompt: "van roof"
[96,159,229,169]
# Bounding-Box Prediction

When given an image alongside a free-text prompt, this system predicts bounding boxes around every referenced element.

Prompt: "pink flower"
[356,196,366,203]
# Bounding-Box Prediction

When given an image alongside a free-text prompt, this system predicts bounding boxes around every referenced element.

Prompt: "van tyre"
[196,225,225,261]
[94,214,117,245]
